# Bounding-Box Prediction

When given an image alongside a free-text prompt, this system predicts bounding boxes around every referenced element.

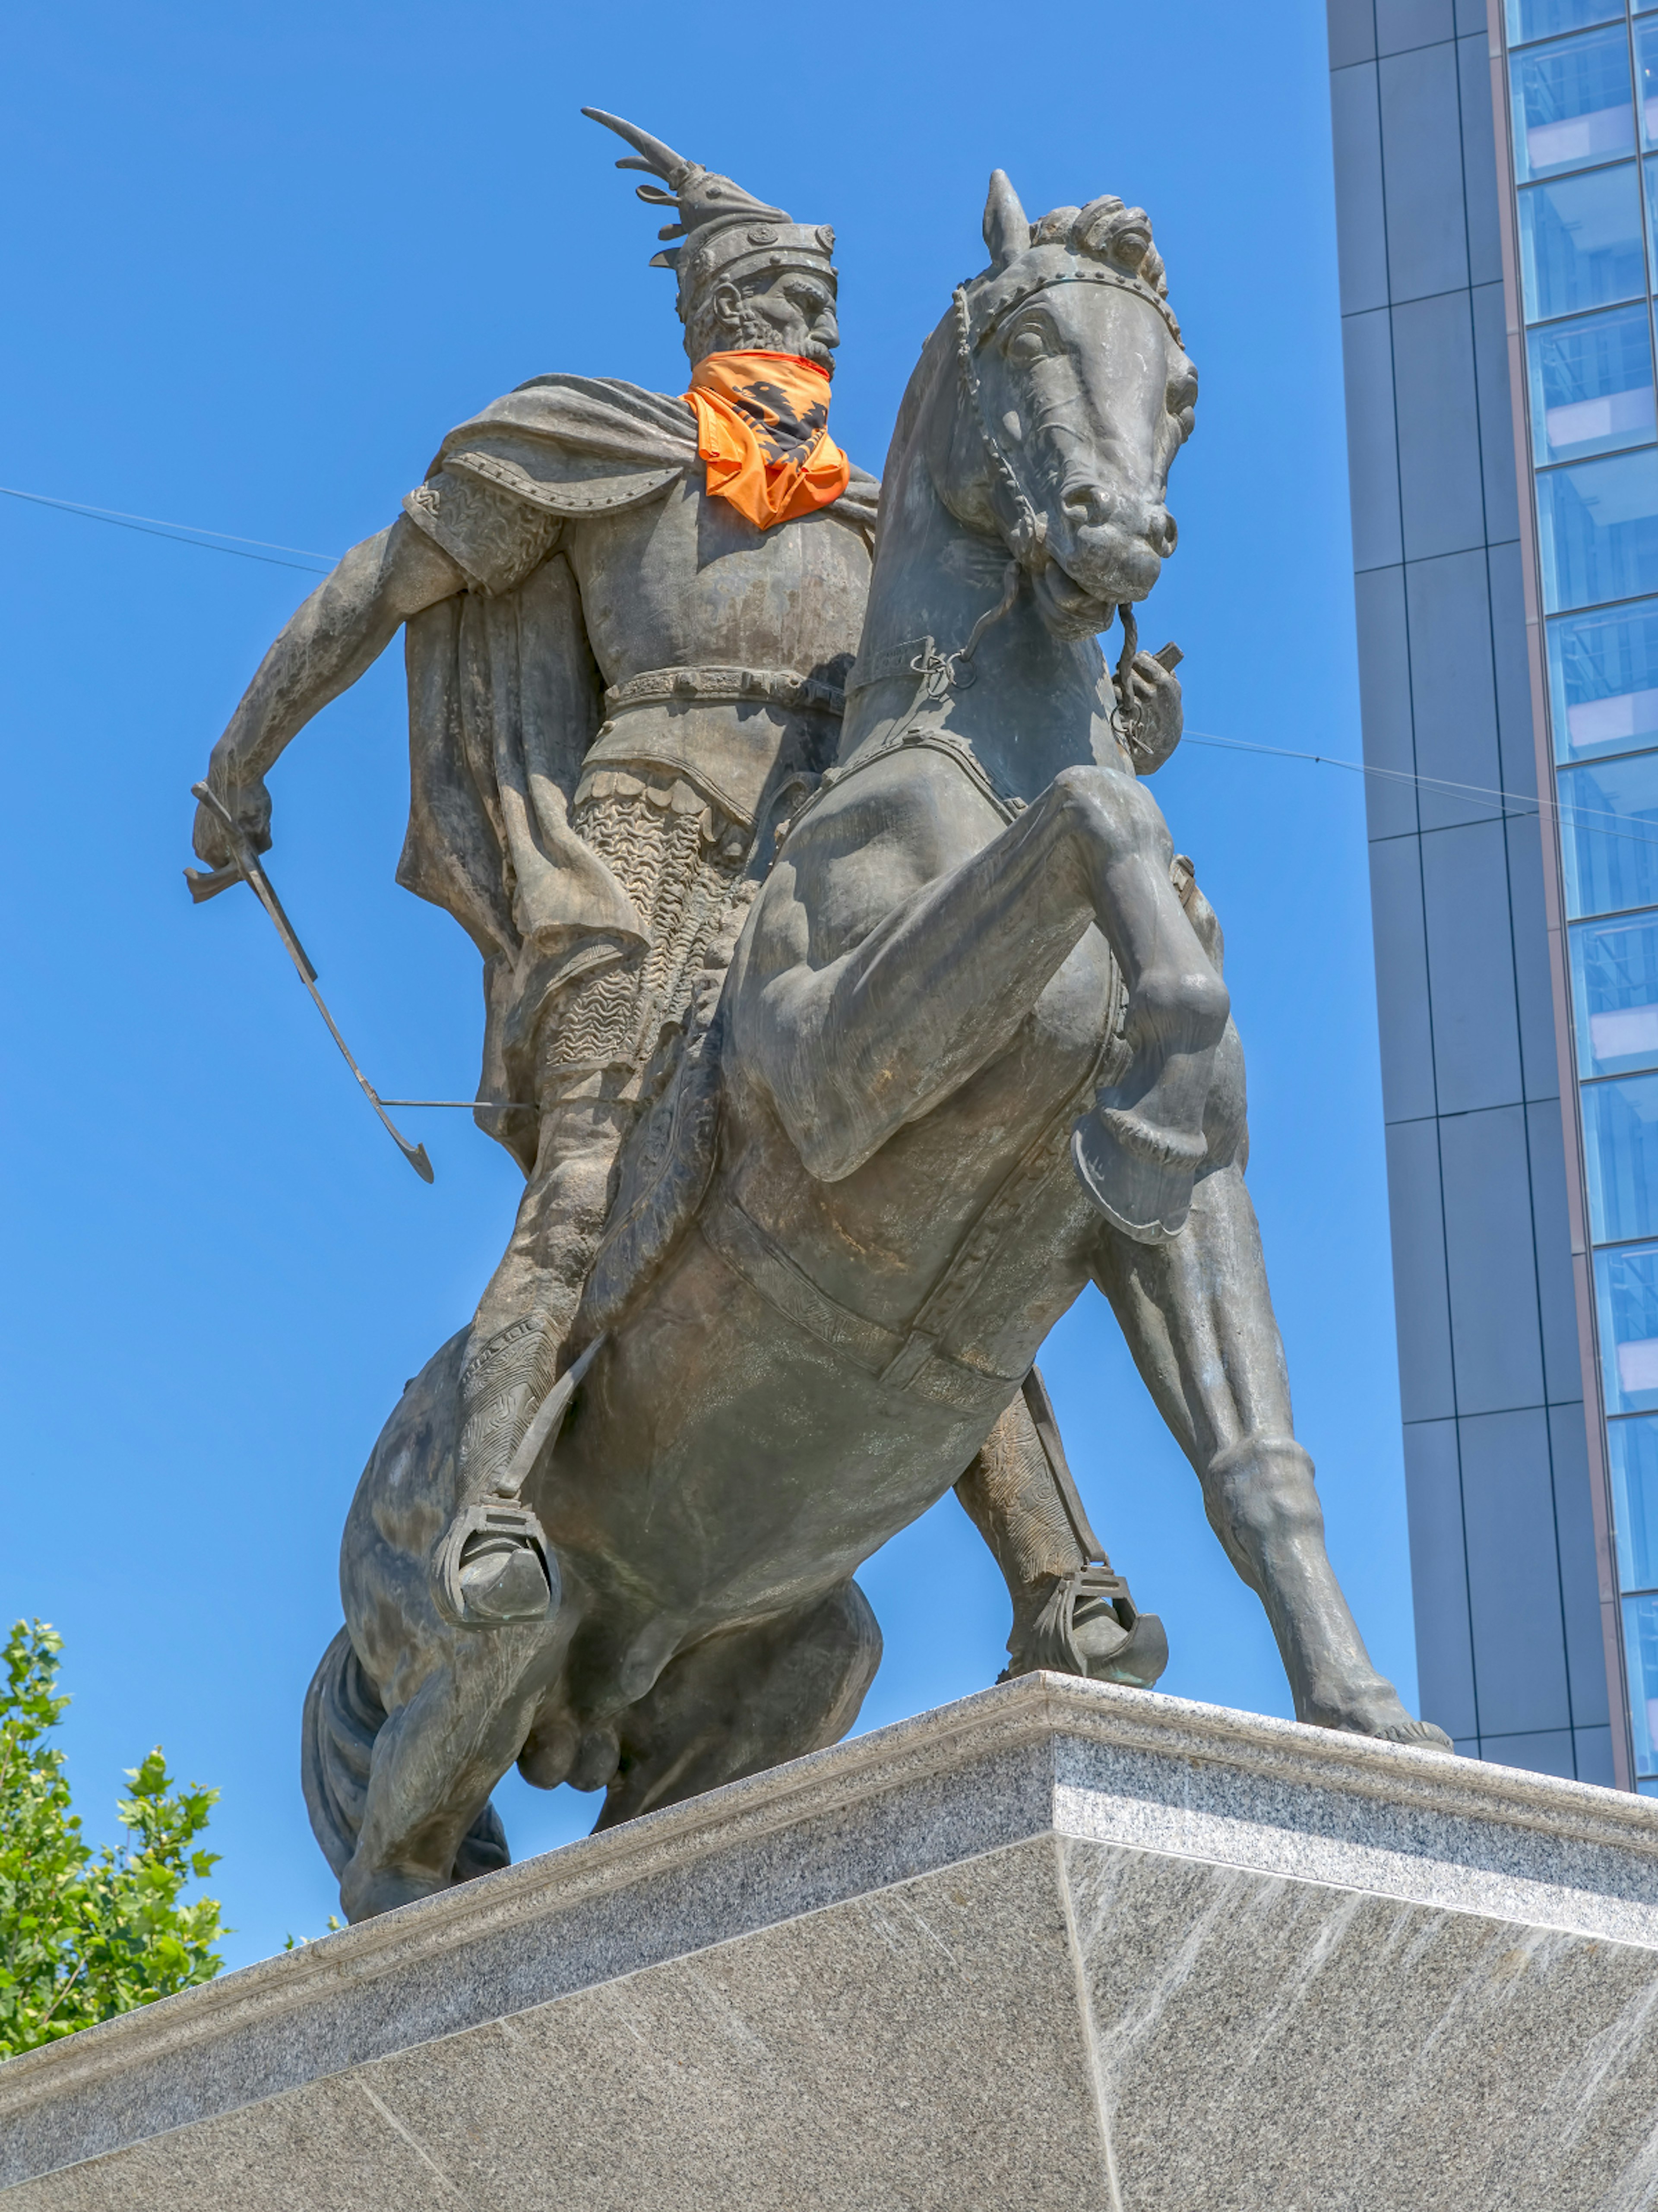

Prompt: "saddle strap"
[785,723,1023,853]
[698,1194,1023,1421]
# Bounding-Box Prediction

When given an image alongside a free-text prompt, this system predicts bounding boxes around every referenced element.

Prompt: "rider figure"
[193,112,1160,1675]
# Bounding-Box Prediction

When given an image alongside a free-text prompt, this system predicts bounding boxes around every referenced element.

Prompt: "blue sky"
[0,0,1403,1967]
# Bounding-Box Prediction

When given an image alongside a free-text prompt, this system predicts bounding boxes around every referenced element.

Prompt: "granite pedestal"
[6,1674,1658,2208]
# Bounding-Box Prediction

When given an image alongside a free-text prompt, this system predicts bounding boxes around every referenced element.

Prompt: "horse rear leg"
[303,1628,509,1894]
[595,1583,883,1830]
[334,1615,563,1922]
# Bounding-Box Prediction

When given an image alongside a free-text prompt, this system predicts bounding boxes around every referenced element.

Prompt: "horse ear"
[982,171,1031,270]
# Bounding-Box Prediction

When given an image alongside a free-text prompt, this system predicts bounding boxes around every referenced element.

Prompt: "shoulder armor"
[447,447,684,518]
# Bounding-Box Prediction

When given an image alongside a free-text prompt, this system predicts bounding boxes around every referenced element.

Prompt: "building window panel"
[1512,28,1637,181]
[1640,19,1658,143]
[1595,1241,1658,1409]
[1570,910,1658,1073]
[1523,165,1645,320]
[1511,0,1626,43]
[1537,448,1658,608]
[1559,748,1658,912]
[1623,1593,1658,1770]
[1530,304,1658,461]
[1608,1415,1658,1585]
[1584,1070,1658,1237]
[1549,599,1658,757]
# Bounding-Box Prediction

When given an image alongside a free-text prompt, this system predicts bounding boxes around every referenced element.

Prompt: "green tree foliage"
[0,1620,225,2057]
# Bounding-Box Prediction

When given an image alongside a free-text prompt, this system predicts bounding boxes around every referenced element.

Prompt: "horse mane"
[874,309,955,532]
[1026,196,1172,305]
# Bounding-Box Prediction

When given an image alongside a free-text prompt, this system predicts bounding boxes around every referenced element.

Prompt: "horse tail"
[301,1627,384,1878]
[301,1627,511,1889]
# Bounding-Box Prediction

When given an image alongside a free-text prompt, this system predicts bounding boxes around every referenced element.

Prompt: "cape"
[395,375,878,1173]
[423,374,879,533]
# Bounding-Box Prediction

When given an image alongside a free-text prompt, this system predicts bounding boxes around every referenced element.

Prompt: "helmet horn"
[582,108,696,190]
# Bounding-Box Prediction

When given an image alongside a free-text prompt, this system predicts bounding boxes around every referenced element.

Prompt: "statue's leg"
[954,1375,1167,1688]
[590,1583,883,1830]
[446,774,750,1626]
[1093,1160,1450,1749]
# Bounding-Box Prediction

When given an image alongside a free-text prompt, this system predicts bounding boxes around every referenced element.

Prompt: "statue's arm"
[193,515,466,867]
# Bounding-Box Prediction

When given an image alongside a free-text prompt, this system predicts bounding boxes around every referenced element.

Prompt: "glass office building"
[1511,0,1658,1793]
[1327,0,1658,1787]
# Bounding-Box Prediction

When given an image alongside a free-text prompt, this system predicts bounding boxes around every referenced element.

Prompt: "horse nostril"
[1061,480,1111,528]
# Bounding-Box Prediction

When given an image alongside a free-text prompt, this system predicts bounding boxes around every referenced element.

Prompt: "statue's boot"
[955,1371,1168,1688]
[431,1084,643,1629]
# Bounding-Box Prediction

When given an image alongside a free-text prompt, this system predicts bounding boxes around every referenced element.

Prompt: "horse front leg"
[1093,1159,1451,1749]
[744,759,1228,1209]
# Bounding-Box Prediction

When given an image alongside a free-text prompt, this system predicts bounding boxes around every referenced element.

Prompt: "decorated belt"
[603,665,846,718]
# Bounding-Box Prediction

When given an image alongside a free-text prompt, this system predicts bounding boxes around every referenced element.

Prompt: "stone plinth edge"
[2,1674,1653,2131]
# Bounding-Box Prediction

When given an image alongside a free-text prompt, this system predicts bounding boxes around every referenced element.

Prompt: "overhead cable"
[0,484,336,573]
[1183,729,1658,854]
[9,479,1658,850]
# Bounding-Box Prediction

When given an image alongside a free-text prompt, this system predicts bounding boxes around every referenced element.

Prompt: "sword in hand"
[185,781,435,1184]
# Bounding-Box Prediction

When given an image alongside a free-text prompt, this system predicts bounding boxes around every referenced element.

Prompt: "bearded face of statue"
[686,267,840,376]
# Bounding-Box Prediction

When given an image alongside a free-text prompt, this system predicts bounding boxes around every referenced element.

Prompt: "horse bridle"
[949,274,1164,757]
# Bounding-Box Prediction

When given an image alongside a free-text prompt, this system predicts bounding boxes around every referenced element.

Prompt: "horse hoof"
[1070,1110,1204,1242]
[1370,1716,1455,1754]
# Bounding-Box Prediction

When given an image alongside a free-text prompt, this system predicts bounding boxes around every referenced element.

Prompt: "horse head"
[928,170,1198,642]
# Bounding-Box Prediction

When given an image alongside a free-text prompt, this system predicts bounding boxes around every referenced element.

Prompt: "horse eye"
[1007,326,1049,366]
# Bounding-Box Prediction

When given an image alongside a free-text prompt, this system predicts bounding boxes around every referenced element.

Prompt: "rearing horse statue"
[306,169,1448,1924]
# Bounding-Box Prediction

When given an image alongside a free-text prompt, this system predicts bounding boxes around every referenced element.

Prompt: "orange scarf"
[683,351,851,530]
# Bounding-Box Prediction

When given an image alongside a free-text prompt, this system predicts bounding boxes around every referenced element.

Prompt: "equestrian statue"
[190,113,1448,1924]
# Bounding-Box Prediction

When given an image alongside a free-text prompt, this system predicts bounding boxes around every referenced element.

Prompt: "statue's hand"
[192,764,272,869]
[1116,649,1182,775]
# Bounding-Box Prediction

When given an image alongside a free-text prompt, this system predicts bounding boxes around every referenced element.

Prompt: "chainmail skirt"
[545,768,750,1081]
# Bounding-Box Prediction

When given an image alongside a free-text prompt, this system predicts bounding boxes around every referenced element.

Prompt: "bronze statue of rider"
[192,112,1171,1683]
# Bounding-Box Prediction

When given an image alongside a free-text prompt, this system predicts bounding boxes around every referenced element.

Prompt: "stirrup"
[1003,1564,1169,1690]
[430,1335,605,1631]
[1070,1107,1206,1244]
[432,1503,560,1630]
